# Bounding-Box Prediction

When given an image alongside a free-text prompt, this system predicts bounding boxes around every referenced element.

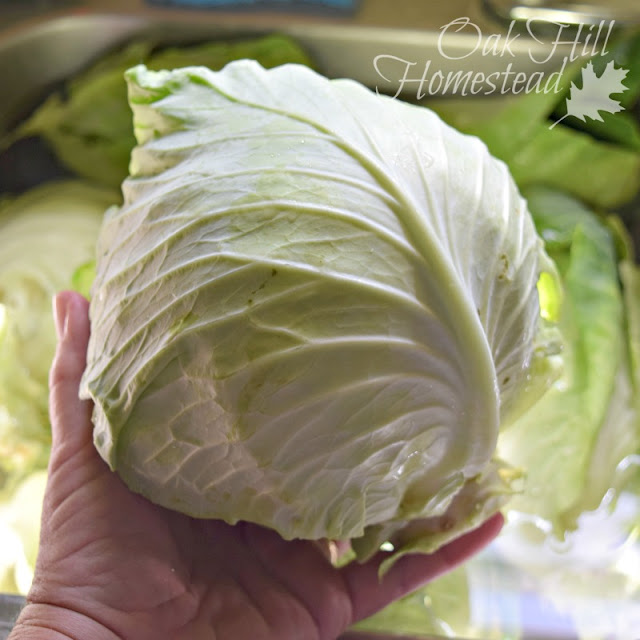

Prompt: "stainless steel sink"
[0,3,637,639]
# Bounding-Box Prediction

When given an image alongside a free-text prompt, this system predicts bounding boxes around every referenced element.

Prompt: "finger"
[48,291,93,456]
[341,513,504,623]
[312,539,352,565]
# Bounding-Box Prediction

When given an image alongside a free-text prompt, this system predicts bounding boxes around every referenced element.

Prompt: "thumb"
[48,291,93,459]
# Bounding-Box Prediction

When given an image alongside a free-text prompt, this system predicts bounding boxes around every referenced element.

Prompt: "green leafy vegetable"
[551,29,640,149]
[0,180,118,496]
[4,35,314,189]
[79,61,558,565]
[454,102,640,210]
[354,565,471,637]
[498,186,640,536]
[429,31,640,210]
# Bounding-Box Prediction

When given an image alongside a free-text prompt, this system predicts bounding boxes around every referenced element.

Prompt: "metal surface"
[484,0,640,26]
[0,8,528,637]
[0,594,23,640]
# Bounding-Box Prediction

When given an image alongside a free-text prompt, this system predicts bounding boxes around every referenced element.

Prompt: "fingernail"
[53,294,69,341]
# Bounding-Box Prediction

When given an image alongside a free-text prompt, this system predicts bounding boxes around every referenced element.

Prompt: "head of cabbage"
[80,61,560,567]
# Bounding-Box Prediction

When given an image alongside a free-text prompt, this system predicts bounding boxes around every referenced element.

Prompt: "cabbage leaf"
[428,30,640,210]
[3,35,315,189]
[0,180,118,496]
[498,187,640,535]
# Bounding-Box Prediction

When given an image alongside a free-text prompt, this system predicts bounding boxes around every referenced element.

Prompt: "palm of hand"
[37,422,357,640]
[23,292,502,640]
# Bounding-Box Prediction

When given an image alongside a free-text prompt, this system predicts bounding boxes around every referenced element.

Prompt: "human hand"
[10,290,503,640]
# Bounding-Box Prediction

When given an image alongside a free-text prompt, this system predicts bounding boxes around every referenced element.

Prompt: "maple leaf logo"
[549,60,629,129]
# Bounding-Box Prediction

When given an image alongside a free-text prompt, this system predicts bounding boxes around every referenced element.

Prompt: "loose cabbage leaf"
[429,33,640,210]
[498,187,640,535]
[550,29,640,150]
[621,258,640,391]
[80,61,557,564]
[3,35,315,188]
[353,564,471,637]
[0,180,118,496]
[444,100,640,210]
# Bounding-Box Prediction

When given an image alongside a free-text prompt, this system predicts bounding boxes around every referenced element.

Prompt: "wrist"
[9,603,120,640]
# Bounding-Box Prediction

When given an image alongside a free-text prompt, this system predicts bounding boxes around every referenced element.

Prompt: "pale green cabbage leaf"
[0,180,118,496]
[80,61,558,563]
[498,187,640,536]
[2,35,314,189]
[428,29,640,212]
[0,180,117,595]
